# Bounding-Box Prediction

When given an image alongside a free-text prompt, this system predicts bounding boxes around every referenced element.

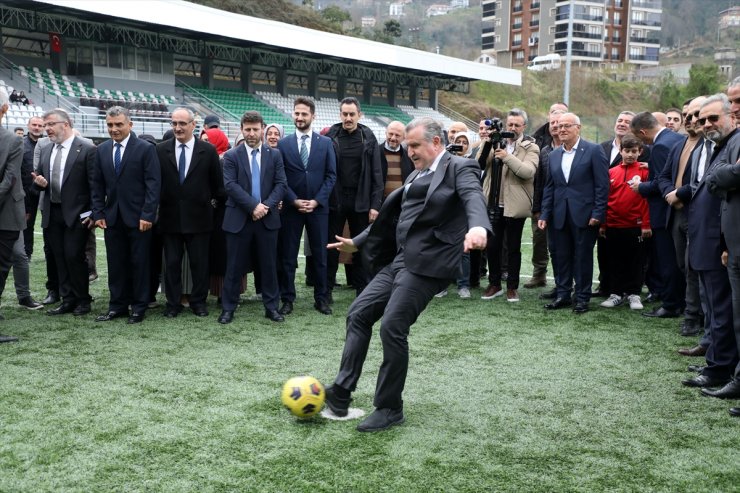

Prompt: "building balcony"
[631,0,662,9]
[513,23,523,30]
[530,19,540,27]
[531,2,540,9]
[556,49,603,59]
[555,31,603,40]
[556,13,604,22]
[631,19,661,27]
[512,40,522,47]
[482,27,495,34]
[513,5,523,13]
[629,54,659,62]
[629,36,660,44]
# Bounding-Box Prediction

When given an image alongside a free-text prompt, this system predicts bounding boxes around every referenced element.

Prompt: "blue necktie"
[300,134,309,169]
[251,148,261,203]
[178,143,187,184]
[113,142,122,176]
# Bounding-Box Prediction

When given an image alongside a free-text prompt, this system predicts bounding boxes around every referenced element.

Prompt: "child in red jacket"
[599,134,651,310]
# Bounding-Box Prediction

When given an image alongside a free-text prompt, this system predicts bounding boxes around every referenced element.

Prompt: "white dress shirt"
[561,138,581,183]
[245,143,262,172]
[177,137,195,177]
[49,134,76,185]
[296,129,312,155]
[111,134,131,167]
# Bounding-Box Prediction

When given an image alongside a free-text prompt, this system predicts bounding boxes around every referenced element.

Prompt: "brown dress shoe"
[677,345,707,357]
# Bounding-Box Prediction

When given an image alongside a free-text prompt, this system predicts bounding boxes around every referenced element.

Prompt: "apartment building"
[481,0,662,69]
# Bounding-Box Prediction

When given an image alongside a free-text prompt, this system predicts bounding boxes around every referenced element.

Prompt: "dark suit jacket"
[637,129,684,228]
[92,134,160,228]
[655,135,702,228]
[706,131,740,258]
[688,131,740,270]
[354,152,490,279]
[36,136,97,228]
[378,142,414,188]
[156,138,223,234]
[277,132,336,214]
[540,138,609,229]
[0,128,26,231]
[222,143,287,233]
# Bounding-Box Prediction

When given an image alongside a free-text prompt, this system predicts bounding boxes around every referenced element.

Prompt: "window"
[513,33,522,46]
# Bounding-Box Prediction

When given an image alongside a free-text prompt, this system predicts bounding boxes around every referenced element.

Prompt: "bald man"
[379,120,413,198]
[447,122,469,144]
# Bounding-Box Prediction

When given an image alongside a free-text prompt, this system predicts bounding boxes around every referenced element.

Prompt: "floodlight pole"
[563,0,575,107]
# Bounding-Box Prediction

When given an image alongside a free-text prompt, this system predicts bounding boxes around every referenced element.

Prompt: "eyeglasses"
[170,120,194,127]
[557,123,578,130]
[695,113,728,126]
[43,121,65,128]
[684,111,700,122]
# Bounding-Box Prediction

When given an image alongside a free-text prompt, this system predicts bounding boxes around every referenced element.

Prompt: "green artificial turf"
[0,230,738,492]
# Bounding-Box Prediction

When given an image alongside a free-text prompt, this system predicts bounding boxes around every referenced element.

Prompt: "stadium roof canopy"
[24,0,521,90]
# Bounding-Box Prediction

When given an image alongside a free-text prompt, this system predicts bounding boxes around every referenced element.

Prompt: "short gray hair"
[42,108,73,127]
[172,107,195,120]
[106,106,130,120]
[406,117,443,142]
[700,93,731,113]
[729,76,740,91]
[507,108,528,127]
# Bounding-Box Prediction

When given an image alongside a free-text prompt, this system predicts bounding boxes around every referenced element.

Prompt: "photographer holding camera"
[478,109,539,302]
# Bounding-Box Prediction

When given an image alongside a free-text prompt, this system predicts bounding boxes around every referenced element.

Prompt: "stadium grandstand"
[0,0,520,142]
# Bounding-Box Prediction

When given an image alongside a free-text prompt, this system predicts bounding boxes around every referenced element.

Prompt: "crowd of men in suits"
[2,81,740,421]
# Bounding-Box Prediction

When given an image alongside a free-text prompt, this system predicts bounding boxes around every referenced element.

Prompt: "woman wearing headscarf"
[264,123,284,149]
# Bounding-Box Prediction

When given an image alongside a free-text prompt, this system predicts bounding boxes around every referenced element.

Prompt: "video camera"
[445,143,464,154]
[485,117,516,150]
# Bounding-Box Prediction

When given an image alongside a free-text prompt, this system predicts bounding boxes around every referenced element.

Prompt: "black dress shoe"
[278,301,293,315]
[701,380,740,399]
[682,374,731,388]
[679,319,701,337]
[191,305,209,317]
[41,290,60,305]
[545,297,572,310]
[127,313,145,324]
[18,296,43,310]
[645,292,661,303]
[95,311,129,322]
[729,407,740,417]
[218,310,234,324]
[356,407,405,432]
[163,307,181,318]
[72,304,91,316]
[539,288,558,300]
[0,334,18,343]
[688,364,706,373]
[642,306,680,318]
[314,300,332,315]
[47,303,75,316]
[264,309,284,322]
[573,301,589,314]
[324,385,351,417]
[677,345,707,357]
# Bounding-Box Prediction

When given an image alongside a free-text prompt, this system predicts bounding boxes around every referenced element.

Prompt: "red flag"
[49,33,62,53]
